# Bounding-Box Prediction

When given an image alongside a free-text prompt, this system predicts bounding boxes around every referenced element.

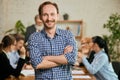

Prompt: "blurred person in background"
[9,34,26,69]
[78,36,118,80]
[78,37,95,66]
[0,35,25,80]
[25,14,43,43]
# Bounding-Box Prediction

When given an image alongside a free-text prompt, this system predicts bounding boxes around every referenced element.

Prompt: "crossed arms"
[36,45,73,69]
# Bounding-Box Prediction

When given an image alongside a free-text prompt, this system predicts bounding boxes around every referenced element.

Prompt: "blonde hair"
[81,37,92,44]
[79,37,92,54]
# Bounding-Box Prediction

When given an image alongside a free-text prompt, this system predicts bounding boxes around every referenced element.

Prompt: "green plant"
[103,13,120,61]
[5,20,26,36]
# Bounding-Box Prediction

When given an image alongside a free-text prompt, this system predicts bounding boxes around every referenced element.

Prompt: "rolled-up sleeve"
[28,33,43,68]
[64,31,77,65]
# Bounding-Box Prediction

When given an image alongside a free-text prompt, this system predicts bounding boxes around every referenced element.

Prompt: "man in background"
[25,14,43,43]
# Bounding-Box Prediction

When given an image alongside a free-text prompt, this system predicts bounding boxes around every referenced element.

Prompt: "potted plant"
[102,13,120,61]
[5,20,26,36]
[63,13,69,20]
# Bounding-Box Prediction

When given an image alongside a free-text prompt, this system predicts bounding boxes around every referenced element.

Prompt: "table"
[72,66,96,80]
[6,67,96,80]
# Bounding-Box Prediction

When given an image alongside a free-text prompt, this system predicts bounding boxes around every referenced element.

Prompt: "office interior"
[0,0,120,80]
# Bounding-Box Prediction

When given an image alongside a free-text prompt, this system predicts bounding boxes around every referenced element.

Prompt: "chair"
[118,70,120,80]
[112,61,120,80]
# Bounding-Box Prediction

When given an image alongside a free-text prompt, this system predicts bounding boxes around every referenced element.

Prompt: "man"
[25,14,43,42]
[28,1,77,80]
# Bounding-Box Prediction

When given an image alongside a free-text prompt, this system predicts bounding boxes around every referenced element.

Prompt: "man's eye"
[51,13,55,16]
[42,14,47,16]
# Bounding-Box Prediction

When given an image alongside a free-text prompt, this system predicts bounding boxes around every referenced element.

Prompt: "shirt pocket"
[54,39,66,55]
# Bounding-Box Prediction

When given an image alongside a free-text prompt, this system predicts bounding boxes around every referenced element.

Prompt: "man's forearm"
[44,55,68,65]
[42,45,73,65]
[36,60,60,69]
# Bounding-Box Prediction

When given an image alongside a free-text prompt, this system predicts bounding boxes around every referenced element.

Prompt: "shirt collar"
[41,27,61,38]
[56,28,62,36]
[2,50,10,59]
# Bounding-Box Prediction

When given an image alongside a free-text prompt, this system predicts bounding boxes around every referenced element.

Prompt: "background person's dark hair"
[0,35,16,52]
[11,34,24,42]
[11,33,25,55]
[92,36,111,62]
[38,1,59,15]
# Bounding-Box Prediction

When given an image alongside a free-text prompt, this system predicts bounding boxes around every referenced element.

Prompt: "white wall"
[0,0,120,40]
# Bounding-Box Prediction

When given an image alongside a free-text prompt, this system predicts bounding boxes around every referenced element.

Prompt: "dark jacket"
[0,52,25,80]
[25,24,36,42]
[79,51,95,66]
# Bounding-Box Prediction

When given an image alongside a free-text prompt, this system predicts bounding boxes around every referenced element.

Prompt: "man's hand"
[64,45,73,54]
[43,45,73,65]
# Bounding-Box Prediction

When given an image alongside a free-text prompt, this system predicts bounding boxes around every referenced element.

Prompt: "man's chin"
[45,24,55,29]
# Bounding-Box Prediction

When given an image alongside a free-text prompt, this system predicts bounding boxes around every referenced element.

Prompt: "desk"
[6,67,96,80]
[72,66,96,80]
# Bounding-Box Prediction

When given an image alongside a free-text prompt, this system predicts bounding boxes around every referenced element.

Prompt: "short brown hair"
[38,1,59,15]
[12,34,24,42]
[34,14,40,21]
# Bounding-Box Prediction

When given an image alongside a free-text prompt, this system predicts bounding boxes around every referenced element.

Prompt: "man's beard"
[45,20,55,23]
[44,20,56,29]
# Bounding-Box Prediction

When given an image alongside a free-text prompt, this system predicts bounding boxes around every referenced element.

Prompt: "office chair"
[112,61,120,80]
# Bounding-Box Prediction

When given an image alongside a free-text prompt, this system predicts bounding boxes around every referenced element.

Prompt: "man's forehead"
[42,4,57,13]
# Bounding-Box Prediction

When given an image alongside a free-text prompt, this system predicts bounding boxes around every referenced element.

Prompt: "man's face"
[40,4,59,29]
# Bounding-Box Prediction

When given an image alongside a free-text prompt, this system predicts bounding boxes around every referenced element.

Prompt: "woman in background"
[0,35,25,80]
[78,36,118,80]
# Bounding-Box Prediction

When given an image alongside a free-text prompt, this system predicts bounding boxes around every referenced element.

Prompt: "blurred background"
[0,0,120,39]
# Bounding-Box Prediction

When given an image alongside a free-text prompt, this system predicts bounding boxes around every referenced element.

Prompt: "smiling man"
[28,1,77,80]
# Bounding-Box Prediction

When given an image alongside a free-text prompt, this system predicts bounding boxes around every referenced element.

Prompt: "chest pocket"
[42,36,66,56]
[53,36,66,55]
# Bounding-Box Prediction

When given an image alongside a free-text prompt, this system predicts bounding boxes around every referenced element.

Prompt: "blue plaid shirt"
[28,28,77,80]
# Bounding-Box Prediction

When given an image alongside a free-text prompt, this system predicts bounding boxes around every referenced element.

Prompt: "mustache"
[46,20,55,23]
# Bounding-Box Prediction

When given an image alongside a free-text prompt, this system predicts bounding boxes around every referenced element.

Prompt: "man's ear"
[57,14,60,20]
